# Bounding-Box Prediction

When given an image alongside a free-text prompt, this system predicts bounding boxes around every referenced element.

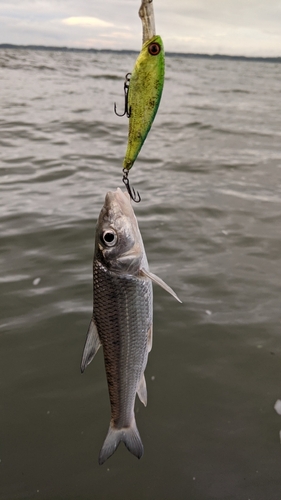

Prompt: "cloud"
[0,0,280,56]
[62,17,113,28]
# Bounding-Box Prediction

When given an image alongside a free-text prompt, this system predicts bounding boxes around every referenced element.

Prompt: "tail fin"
[98,419,144,465]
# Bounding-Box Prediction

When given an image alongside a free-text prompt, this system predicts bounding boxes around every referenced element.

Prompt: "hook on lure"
[122,169,141,203]
[114,73,132,118]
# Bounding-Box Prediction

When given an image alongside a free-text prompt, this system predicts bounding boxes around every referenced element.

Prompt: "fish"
[81,188,181,464]
[123,34,165,171]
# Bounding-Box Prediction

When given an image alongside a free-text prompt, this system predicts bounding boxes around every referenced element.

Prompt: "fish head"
[95,188,145,275]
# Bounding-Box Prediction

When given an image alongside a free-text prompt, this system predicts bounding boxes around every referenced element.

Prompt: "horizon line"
[0,43,280,63]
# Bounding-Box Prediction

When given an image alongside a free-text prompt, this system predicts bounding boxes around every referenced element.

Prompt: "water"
[0,48,281,499]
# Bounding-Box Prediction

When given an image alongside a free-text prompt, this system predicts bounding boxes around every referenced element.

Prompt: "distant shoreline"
[0,43,280,64]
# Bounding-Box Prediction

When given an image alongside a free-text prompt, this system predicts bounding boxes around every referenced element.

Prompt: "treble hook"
[114,73,132,118]
[122,169,141,203]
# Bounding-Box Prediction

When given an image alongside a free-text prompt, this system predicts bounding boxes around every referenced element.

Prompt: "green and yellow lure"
[123,34,165,171]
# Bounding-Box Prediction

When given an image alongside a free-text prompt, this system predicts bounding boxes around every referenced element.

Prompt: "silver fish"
[81,188,181,465]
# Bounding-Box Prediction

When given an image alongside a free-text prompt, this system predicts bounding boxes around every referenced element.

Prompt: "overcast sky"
[1,0,281,56]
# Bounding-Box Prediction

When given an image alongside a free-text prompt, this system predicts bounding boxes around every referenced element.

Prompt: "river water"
[0,48,281,499]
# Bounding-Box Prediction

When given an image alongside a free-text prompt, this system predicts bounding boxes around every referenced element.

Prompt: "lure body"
[123,35,165,171]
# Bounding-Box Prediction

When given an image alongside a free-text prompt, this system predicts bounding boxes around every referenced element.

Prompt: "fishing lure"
[114,0,165,201]
[123,34,165,172]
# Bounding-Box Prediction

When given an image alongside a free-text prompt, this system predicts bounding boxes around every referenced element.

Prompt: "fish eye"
[101,229,117,247]
[148,42,161,56]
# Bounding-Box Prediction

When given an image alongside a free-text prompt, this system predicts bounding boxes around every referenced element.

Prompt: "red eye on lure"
[148,42,161,56]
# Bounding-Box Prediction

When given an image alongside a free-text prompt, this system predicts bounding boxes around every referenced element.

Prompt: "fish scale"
[93,260,152,427]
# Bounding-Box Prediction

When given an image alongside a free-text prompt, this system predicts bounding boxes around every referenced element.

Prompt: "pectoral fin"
[80,318,101,373]
[137,373,147,407]
[140,268,182,303]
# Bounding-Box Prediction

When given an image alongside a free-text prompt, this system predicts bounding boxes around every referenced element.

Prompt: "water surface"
[0,48,281,499]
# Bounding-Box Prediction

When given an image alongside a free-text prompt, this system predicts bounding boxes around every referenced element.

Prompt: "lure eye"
[101,229,117,247]
[148,42,161,56]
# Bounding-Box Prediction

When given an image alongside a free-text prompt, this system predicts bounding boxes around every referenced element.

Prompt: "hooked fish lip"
[104,188,130,208]
[115,189,132,212]
[103,188,137,229]
[107,187,130,204]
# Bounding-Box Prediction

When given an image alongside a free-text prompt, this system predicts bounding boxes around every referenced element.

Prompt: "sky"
[0,0,281,57]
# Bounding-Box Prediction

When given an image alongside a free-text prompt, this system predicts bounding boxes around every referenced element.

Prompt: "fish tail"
[98,419,144,465]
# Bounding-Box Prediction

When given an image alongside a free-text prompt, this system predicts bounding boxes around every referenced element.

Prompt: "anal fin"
[137,373,147,406]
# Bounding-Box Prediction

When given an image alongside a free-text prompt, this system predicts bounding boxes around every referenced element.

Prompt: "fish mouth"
[105,187,130,206]
[104,188,136,221]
